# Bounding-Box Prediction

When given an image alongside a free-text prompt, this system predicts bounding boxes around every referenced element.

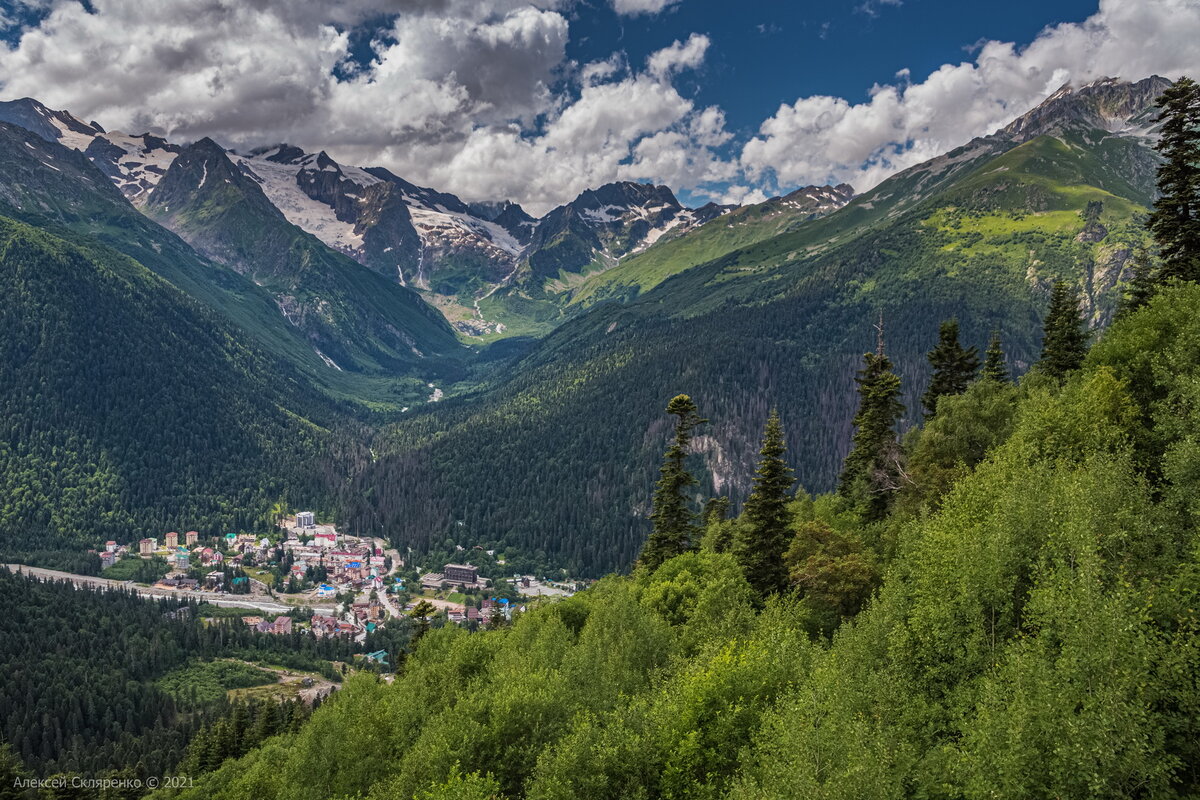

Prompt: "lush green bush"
[157,660,277,708]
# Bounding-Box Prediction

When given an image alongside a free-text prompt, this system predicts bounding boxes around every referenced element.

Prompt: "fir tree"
[640,394,706,572]
[1117,244,1159,317]
[732,410,796,598]
[981,330,1009,383]
[1039,281,1089,379]
[703,496,730,526]
[921,319,980,418]
[1148,76,1200,284]
[839,322,905,520]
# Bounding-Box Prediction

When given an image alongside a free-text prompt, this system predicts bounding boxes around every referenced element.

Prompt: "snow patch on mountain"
[234,154,366,255]
[407,203,524,259]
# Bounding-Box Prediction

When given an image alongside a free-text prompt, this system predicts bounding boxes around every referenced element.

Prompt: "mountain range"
[2,96,831,340]
[0,74,1172,574]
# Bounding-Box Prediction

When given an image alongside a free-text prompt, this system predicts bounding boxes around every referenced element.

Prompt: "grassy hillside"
[568,187,852,307]
[160,285,1200,800]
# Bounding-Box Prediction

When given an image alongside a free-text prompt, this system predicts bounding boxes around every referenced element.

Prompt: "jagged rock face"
[524,181,726,285]
[147,138,286,275]
[993,75,1168,207]
[0,120,134,224]
[235,146,425,284]
[1001,76,1173,142]
[468,200,537,245]
[225,148,530,296]
[0,97,100,147]
[0,98,180,206]
[364,166,528,293]
[83,132,181,205]
[144,138,463,373]
[778,183,855,213]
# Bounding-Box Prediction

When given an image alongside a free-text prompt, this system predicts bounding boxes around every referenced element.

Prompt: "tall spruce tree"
[732,410,795,598]
[1148,76,1200,285]
[640,394,706,571]
[1039,281,1089,379]
[839,323,905,520]
[921,319,980,419]
[1118,245,1159,317]
[981,330,1009,383]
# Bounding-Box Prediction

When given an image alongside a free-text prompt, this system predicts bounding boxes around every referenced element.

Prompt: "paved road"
[3,564,337,615]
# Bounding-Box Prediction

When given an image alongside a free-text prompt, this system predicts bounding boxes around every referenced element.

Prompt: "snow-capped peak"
[0,97,183,205]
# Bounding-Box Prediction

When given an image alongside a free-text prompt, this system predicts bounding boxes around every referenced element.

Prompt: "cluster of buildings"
[124,530,279,577]
[282,525,388,592]
[419,563,489,592]
[241,615,294,635]
[310,614,360,638]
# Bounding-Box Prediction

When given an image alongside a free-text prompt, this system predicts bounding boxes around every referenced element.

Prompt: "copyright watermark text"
[14,775,194,790]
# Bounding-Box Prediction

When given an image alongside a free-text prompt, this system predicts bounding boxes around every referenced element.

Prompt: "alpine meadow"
[1,1,1199,798]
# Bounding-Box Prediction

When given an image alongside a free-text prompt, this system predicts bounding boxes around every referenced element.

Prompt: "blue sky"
[0,0,1196,213]
[563,0,1101,139]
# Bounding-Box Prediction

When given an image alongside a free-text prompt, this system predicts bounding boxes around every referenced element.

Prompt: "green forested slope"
[145,139,468,388]
[335,112,1160,575]
[0,121,459,409]
[0,216,329,566]
[0,569,348,778]
[164,284,1200,800]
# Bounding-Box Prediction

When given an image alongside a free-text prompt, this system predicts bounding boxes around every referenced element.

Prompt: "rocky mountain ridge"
[0,95,836,337]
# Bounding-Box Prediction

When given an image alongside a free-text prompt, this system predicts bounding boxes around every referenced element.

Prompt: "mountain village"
[84,512,577,652]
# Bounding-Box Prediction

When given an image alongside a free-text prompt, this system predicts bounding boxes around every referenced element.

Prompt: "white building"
[296,511,316,528]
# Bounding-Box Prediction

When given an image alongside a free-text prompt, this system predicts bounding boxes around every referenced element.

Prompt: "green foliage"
[409,766,503,800]
[1148,76,1200,284]
[169,283,1200,800]
[0,216,330,565]
[839,345,905,520]
[1038,280,1090,378]
[640,395,706,571]
[0,569,351,779]
[899,378,1020,512]
[0,742,29,800]
[731,410,796,597]
[181,698,310,777]
[784,520,879,636]
[157,661,277,709]
[332,90,1163,577]
[102,556,170,583]
[731,354,1194,798]
[981,329,1010,383]
[921,319,979,418]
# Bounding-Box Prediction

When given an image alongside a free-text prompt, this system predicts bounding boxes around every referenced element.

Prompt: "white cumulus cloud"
[0,0,730,215]
[1,0,1198,213]
[741,0,1200,194]
[646,33,709,79]
[611,0,681,17]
